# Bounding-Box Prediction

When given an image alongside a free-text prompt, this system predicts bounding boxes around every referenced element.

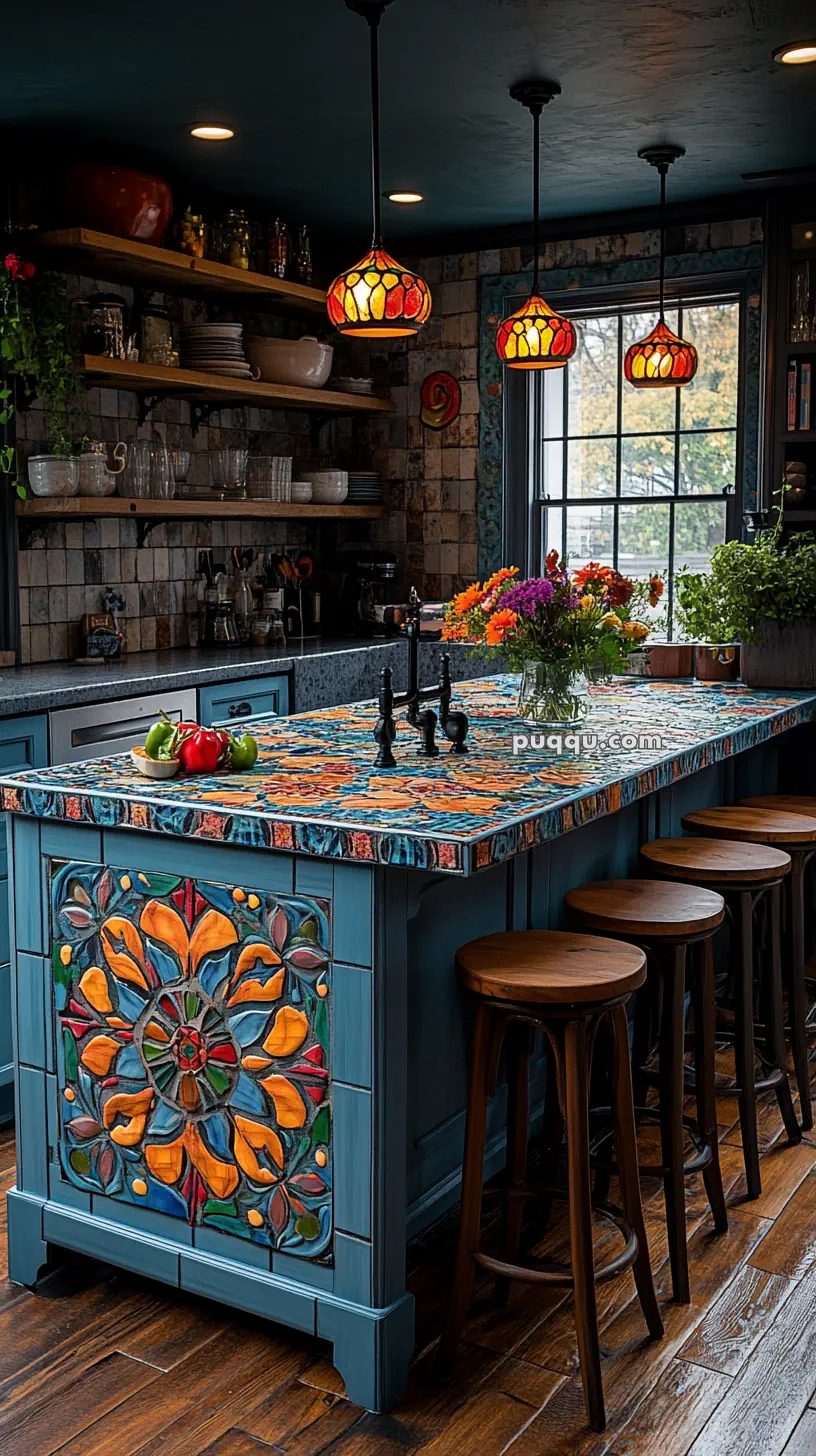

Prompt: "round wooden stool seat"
[741,794,816,816]
[565,879,725,938]
[455,930,646,1005]
[641,836,791,885]
[681,805,816,845]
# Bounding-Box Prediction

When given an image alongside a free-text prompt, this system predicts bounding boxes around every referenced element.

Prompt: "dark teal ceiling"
[6,0,816,243]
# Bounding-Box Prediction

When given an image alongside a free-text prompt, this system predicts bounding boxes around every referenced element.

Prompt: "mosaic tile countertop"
[2,676,814,875]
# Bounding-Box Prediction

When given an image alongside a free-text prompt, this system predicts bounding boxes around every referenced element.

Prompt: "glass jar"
[266,218,289,279]
[140,304,174,366]
[517,662,589,728]
[80,294,127,359]
[296,224,312,284]
[177,205,207,259]
[223,209,251,270]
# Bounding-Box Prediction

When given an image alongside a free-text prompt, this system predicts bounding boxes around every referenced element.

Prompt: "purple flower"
[501,577,555,618]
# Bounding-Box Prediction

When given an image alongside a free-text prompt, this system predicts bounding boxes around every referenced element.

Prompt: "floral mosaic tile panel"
[51,862,332,1260]
[3,677,815,875]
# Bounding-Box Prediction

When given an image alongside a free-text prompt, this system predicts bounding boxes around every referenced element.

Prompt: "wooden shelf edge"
[30,228,327,310]
[76,355,395,415]
[15,497,384,521]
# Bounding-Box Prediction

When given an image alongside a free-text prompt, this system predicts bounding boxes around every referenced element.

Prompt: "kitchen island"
[1,674,814,1412]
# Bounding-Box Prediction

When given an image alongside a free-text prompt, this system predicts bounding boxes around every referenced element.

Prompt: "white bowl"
[290,481,313,503]
[311,481,349,504]
[244,335,334,388]
[131,746,179,779]
[27,455,80,497]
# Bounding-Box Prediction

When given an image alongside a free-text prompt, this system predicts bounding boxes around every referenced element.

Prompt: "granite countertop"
[0,638,440,716]
[3,675,814,875]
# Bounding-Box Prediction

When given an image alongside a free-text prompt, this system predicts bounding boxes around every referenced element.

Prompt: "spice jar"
[223,208,251,270]
[177,205,207,259]
[296,224,312,284]
[140,304,174,366]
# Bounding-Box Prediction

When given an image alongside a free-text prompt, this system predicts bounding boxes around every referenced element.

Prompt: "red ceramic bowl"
[63,164,173,244]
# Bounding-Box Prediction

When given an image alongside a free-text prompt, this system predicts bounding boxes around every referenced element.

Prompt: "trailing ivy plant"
[0,252,89,496]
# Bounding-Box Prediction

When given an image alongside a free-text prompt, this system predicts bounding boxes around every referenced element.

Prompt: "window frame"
[503,273,749,594]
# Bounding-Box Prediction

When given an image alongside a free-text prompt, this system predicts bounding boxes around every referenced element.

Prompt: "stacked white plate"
[347,470,382,503]
[180,323,253,378]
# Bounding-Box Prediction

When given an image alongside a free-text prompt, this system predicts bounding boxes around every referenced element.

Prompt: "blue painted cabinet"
[198,673,290,727]
[0,713,48,1122]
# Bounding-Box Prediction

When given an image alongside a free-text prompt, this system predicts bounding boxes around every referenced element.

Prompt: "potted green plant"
[700,528,816,688]
[674,568,740,683]
[0,251,87,496]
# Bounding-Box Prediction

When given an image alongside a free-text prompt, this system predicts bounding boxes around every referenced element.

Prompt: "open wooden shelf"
[781,429,816,443]
[76,355,394,415]
[15,497,383,521]
[31,228,327,310]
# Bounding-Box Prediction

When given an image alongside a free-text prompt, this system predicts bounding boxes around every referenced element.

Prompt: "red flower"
[4,254,35,281]
[545,549,561,574]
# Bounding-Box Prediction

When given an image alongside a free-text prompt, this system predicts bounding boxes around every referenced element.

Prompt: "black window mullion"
[613,312,623,569]
[561,364,568,560]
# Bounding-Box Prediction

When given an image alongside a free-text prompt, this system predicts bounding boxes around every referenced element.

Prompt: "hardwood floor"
[3,1068,816,1455]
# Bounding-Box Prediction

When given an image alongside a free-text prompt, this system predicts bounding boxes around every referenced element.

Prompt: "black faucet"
[373,589,469,768]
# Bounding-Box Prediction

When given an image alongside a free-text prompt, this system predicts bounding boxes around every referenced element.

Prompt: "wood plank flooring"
[3,1061,816,1456]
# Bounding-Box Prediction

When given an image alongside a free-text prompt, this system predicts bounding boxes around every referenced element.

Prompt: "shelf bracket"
[190,400,220,434]
[137,392,172,427]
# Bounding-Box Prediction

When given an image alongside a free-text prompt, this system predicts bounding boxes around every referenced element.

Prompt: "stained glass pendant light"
[327,0,431,338]
[624,147,698,388]
[496,81,577,370]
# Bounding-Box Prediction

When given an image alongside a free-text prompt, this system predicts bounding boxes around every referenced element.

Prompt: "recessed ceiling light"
[386,190,424,204]
[773,41,816,64]
[191,125,234,140]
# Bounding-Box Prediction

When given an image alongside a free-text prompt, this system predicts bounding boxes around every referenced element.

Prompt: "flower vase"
[517,662,589,727]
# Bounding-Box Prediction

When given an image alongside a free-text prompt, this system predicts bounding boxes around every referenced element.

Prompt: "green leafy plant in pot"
[674,568,740,682]
[696,524,816,688]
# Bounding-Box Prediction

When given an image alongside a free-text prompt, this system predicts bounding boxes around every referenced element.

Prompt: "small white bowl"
[290,481,313,503]
[311,481,349,504]
[131,746,179,779]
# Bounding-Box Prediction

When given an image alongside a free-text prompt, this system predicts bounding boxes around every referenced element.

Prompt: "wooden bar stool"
[641,836,800,1199]
[682,806,816,1131]
[438,930,663,1433]
[564,880,727,1305]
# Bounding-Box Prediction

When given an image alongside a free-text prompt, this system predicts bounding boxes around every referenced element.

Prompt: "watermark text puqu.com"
[512,730,665,756]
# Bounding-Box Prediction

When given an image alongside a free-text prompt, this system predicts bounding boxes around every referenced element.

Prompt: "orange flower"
[648,575,665,607]
[441,619,471,642]
[579,594,594,612]
[621,620,650,640]
[482,566,519,597]
[451,583,484,616]
[485,607,519,645]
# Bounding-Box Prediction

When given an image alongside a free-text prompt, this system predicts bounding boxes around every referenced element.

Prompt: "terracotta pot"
[693,644,740,683]
[740,619,816,689]
[63,164,173,244]
[640,643,694,678]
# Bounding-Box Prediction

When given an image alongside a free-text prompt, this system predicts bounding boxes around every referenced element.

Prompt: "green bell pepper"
[228,732,259,771]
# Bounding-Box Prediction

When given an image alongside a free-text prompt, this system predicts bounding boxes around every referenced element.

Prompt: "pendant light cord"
[658,164,667,322]
[531,104,542,296]
[367,10,383,248]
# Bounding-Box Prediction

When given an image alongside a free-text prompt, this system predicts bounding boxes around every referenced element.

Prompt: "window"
[530,296,741,629]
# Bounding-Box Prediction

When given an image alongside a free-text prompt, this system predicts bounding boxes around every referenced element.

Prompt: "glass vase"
[517,662,589,727]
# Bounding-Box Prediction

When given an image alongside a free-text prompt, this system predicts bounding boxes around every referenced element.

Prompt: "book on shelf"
[788,359,799,430]
[800,361,812,431]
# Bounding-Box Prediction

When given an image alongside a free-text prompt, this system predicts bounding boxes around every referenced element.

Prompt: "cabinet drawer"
[198,674,290,727]
[0,964,11,1088]
[0,712,48,777]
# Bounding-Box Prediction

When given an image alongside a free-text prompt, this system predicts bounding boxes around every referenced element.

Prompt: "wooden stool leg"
[610,1002,664,1342]
[768,882,803,1145]
[658,944,690,1303]
[563,1016,606,1433]
[788,858,812,1130]
[538,1037,565,1235]
[733,889,761,1200]
[495,1023,533,1305]
[438,1001,494,1371]
[692,937,728,1235]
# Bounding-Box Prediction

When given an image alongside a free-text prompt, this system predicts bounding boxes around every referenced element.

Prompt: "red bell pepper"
[176,726,225,775]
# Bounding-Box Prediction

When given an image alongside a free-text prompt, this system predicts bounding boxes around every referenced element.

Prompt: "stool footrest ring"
[590,1107,712,1179]
[473,1197,638,1289]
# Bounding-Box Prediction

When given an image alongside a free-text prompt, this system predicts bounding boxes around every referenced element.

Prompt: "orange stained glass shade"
[327,246,432,338]
[495,292,577,369]
[623,317,698,388]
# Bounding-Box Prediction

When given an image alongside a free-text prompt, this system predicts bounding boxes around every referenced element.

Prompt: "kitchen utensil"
[27,455,80,497]
[150,442,175,500]
[212,447,249,501]
[62,163,173,243]
[290,481,312,503]
[247,455,293,501]
[244,335,333,388]
[340,550,398,635]
[123,439,151,498]
[78,441,127,495]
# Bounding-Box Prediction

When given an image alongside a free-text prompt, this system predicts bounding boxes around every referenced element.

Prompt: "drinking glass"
[150,441,175,500]
[247,455,292,501]
[123,439,151,498]
[212,447,249,500]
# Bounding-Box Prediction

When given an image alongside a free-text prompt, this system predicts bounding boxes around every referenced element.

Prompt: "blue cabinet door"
[198,673,290,727]
[0,712,48,1123]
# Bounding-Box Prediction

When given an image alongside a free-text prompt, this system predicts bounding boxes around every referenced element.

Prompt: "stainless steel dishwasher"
[49,688,197,765]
